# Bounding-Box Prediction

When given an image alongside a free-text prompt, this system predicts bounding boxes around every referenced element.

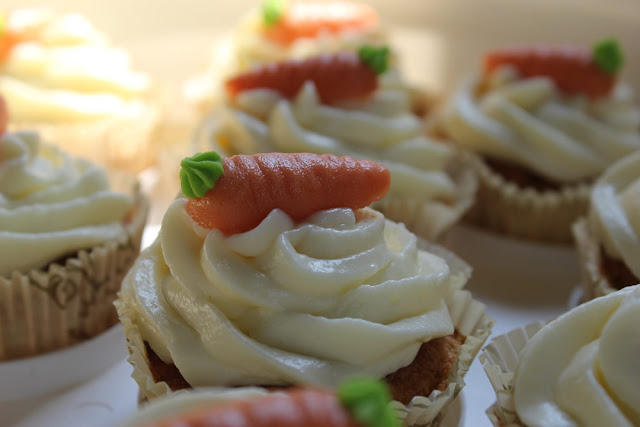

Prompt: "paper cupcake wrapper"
[463,152,590,244]
[117,239,493,426]
[572,218,616,301]
[0,187,149,361]
[480,323,545,427]
[10,105,160,174]
[374,151,478,243]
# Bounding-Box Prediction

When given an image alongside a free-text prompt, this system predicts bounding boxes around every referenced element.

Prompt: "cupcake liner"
[117,239,493,426]
[479,323,545,427]
[374,151,478,243]
[10,105,160,174]
[572,218,615,301]
[463,152,590,244]
[0,186,149,361]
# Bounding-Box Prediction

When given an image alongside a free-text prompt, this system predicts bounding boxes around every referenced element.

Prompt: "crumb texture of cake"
[120,202,461,388]
[0,8,151,123]
[441,63,640,185]
[0,130,134,276]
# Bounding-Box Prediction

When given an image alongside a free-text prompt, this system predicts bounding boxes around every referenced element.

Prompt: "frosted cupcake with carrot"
[0,8,159,172]
[201,47,476,241]
[439,39,640,243]
[115,151,492,426]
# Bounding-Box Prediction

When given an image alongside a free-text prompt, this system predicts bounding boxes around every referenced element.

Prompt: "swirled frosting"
[0,130,134,276]
[0,8,151,122]
[513,284,640,427]
[589,150,640,280]
[214,76,457,202]
[441,66,640,183]
[120,200,462,387]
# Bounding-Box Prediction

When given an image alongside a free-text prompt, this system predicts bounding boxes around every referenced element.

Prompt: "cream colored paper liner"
[374,152,478,243]
[479,323,545,427]
[117,240,493,426]
[0,187,149,361]
[463,152,590,244]
[10,105,160,174]
[572,218,616,301]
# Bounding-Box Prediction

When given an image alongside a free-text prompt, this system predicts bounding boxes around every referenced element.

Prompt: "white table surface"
[0,223,580,427]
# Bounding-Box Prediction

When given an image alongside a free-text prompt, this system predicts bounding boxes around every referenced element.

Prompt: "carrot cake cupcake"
[116,151,492,426]
[200,48,475,241]
[573,150,640,301]
[438,39,639,243]
[481,284,640,426]
[0,8,158,172]
[0,98,148,360]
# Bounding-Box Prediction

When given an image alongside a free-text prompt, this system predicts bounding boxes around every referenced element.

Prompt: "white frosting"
[215,77,457,202]
[0,9,151,122]
[514,285,640,427]
[441,67,640,182]
[0,130,134,276]
[589,150,640,279]
[121,200,459,387]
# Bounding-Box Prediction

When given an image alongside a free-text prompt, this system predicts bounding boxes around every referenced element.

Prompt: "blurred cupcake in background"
[437,39,640,244]
[0,97,148,360]
[573,150,640,301]
[199,47,476,241]
[0,8,159,173]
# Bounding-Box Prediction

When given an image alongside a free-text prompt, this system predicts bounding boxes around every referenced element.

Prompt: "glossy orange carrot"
[483,40,624,98]
[183,152,390,235]
[140,388,365,427]
[0,96,7,136]
[0,30,21,63]
[225,50,381,104]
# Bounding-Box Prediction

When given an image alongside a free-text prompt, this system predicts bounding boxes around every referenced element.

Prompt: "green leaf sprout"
[180,151,224,199]
[358,45,390,75]
[338,377,400,427]
[593,38,624,75]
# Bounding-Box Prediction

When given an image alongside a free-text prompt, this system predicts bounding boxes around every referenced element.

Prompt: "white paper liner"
[0,187,149,361]
[374,151,478,243]
[10,104,160,174]
[463,152,590,244]
[479,323,545,427]
[572,218,617,301]
[117,238,493,426]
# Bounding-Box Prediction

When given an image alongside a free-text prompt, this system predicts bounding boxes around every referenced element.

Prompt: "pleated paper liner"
[117,239,493,426]
[0,184,149,361]
[463,152,590,244]
[480,323,545,427]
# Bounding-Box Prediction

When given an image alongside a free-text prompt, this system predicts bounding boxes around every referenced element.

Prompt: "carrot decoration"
[225,46,389,104]
[138,378,399,427]
[261,0,378,46]
[181,151,390,235]
[483,39,624,98]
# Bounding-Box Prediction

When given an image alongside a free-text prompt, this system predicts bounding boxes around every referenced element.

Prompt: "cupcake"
[0,102,148,360]
[115,151,492,426]
[200,48,475,241]
[438,39,640,243]
[481,284,640,426]
[0,8,158,172]
[122,378,398,427]
[184,0,390,113]
[573,150,640,301]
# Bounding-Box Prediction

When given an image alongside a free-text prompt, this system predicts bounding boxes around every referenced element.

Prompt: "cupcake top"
[0,8,151,123]
[121,378,398,427]
[512,284,640,426]
[214,47,458,204]
[229,0,385,73]
[441,40,640,183]
[0,129,134,276]
[589,150,640,280]
[120,151,467,388]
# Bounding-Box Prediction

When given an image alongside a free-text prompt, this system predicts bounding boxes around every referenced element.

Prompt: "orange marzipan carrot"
[187,153,390,235]
[483,46,616,98]
[224,51,378,104]
[263,1,378,46]
[139,388,364,427]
